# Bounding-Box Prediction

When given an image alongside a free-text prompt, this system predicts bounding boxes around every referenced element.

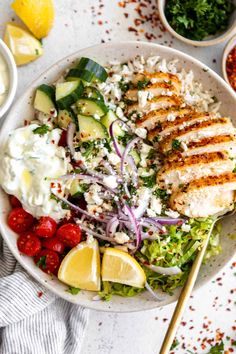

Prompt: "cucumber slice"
[130,150,141,165]
[34,84,56,115]
[57,109,76,129]
[70,180,89,197]
[101,110,124,137]
[76,98,108,117]
[68,57,108,82]
[82,86,104,102]
[56,81,83,109]
[77,114,108,141]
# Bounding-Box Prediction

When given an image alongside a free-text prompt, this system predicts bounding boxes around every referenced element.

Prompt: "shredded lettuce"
[99,281,143,301]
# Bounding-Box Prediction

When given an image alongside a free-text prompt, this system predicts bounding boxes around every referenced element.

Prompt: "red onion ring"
[124,204,142,250]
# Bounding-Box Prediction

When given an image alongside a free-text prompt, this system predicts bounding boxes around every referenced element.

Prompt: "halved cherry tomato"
[8,207,34,233]
[42,238,65,254]
[56,223,81,248]
[58,130,67,147]
[9,195,22,208]
[35,216,57,238]
[34,249,60,275]
[17,232,41,256]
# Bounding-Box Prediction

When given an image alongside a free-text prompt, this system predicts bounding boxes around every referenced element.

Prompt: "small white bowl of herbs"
[158,0,236,47]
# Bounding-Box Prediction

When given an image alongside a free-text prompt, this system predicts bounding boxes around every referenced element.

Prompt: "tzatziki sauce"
[0,53,9,106]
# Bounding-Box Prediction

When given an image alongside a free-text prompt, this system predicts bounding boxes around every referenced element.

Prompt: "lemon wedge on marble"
[11,0,54,39]
[58,238,101,291]
[101,248,146,288]
[4,23,43,66]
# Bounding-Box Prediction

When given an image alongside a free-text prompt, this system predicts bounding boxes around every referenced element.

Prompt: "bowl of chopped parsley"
[158,0,236,46]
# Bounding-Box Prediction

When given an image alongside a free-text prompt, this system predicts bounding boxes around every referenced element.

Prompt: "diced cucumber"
[101,110,124,137]
[57,109,76,129]
[34,84,56,115]
[76,98,108,117]
[70,180,88,197]
[130,150,141,165]
[82,86,104,102]
[77,114,108,141]
[68,57,108,82]
[56,81,83,109]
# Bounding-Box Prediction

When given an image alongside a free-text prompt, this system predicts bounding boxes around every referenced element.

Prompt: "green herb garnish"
[172,139,181,150]
[140,173,156,188]
[153,188,169,201]
[33,125,50,135]
[67,286,81,295]
[170,339,180,350]
[165,0,235,41]
[206,341,224,354]
[36,256,47,269]
[118,132,134,146]
[137,79,150,90]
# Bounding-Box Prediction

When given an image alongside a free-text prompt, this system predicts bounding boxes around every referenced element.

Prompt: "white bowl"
[0,41,236,312]
[158,0,236,47]
[0,39,17,118]
[222,33,236,91]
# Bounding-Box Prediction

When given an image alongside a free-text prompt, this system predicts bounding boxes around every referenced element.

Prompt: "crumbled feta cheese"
[138,90,149,108]
[93,113,100,120]
[114,232,130,244]
[108,152,120,166]
[150,196,162,215]
[167,113,176,122]
[147,208,156,217]
[165,209,180,218]
[87,204,103,215]
[146,56,160,68]
[135,127,147,139]
[103,175,118,189]
[181,224,191,232]
[116,106,124,118]
[85,184,103,205]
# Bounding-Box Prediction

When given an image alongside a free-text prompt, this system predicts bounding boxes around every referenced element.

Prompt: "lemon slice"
[101,248,146,288]
[4,23,43,66]
[11,0,54,39]
[58,238,101,291]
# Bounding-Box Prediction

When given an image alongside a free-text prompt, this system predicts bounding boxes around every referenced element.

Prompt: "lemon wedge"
[101,248,146,288]
[58,238,101,291]
[4,23,43,66]
[11,0,54,39]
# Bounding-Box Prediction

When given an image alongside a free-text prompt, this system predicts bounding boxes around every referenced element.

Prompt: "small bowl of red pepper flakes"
[222,34,236,92]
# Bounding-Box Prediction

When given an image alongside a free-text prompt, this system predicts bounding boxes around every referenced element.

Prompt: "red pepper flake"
[37,291,43,298]
[128,26,138,33]
[98,20,103,25]
[124,12,129,18]
[226,45,236,91]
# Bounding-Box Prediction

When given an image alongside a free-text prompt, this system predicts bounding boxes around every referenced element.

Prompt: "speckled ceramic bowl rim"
[0,39,17,118]
[158,0,236,47]
[0,41,236,312]
[222,33,236,92]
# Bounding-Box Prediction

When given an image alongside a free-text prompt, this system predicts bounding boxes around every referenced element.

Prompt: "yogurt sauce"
[0,53,9,106]
[0,124,70,220]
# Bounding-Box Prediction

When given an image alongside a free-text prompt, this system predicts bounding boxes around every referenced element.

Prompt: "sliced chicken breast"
[133,72,181,94]
[136,106,193,130]
[126,95,183,115]
[125,82,178,102]
[157,117,235,153]
[170,172,236,217]
[168,135,236,161]
[157,151,235,190]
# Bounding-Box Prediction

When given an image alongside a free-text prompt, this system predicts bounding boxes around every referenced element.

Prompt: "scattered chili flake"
[226,46,236,92]
[37,291,43,298]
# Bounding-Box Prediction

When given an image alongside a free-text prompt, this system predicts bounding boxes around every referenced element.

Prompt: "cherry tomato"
[42,238,65,254]
[9,195,22,208]
[58,130,67,147]
[8,207,34,233]
[17,232,41,256]
[34,216,57,238]
[34,249,60,275]
[56,223,81,248]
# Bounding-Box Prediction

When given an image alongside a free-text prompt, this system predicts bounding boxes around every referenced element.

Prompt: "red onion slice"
[79,224,116,243]
[144,264,182,275]
[67,122,76,156]
[124,204,141,250]
[145,282,163,301]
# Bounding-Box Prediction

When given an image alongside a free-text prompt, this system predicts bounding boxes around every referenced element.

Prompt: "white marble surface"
[1,1,236,353]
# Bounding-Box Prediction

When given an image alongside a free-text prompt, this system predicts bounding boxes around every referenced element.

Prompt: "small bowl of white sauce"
[0,39,17,118]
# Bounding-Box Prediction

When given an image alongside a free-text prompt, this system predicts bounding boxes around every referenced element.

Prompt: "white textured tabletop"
[1,1,236,353]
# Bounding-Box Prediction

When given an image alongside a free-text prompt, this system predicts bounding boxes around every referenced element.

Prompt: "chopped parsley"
[152,135,160,143]
[153,188,169,201]
[118,80,133,93]
[79,141,97,158]
[50,194,70,210]
[165,0,235,41]
[36,256,46,269]
[137,79,150,90]
[67,286,81,295]
[118,132,134,146]
[140,173,156,188]
[147,148,156,160]
[33,124,50,135]
[233,166,236,173]
[170,339,180,350]
[172,139,181,150]
[206,341,224,354]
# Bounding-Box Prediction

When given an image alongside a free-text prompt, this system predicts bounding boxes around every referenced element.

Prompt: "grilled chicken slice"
[157,111,214,137]
[170,172,236,217]
[157,117,235,153]
[168,135,236,161]
[133,72,181,94]
[157,151,235,191]
[136,106,193,130]
[125,82,178,102]
[126,95,183,115]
